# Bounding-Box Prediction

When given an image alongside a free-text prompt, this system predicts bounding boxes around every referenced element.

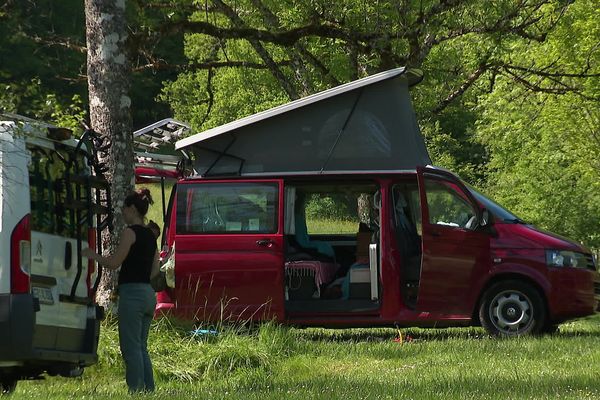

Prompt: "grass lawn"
[93,183,600,399]
[14,314,600,399]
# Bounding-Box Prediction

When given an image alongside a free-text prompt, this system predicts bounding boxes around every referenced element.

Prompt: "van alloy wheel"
[479,280,546,337]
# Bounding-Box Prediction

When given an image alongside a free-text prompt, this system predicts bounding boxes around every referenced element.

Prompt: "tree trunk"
[85,0,133,311]
[358,193,372,225]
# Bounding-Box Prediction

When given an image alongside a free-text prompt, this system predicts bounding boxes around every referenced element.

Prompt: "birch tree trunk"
[85,0,133,310]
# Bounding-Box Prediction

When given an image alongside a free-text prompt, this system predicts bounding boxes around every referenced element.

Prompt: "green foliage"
[474,1,600,248]
[0,1,87,123]
[305,194,355,221]
[1,0,598,249]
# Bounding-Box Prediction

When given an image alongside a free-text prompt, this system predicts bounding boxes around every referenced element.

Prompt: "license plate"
[32,286,54,305]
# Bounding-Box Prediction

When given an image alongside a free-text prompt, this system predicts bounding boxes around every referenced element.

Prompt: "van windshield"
[466,185,523,223]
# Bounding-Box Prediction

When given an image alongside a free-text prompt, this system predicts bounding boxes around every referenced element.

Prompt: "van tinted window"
[176,182,278,234]
[28,144,92,238]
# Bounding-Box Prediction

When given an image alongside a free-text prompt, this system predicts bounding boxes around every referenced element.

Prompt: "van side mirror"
[480,209,491,228]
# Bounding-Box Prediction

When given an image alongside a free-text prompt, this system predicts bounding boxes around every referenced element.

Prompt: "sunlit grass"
[14,314,600,399]
[305,218,357,234]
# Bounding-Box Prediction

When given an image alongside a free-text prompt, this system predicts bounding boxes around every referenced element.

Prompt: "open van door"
[416,166,490,316]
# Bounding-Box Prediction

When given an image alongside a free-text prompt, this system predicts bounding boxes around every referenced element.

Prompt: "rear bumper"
[547,269,599,322]
[0,294,101,372]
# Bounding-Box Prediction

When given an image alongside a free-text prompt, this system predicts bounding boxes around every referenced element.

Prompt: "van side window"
[424,178,477,230]
[176,182,278,234]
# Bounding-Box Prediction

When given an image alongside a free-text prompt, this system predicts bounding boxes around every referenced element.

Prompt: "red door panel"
[416,168,490,315]
[173,179,284,322]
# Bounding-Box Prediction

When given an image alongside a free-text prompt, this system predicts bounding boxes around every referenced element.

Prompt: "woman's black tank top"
[118,225,157,285]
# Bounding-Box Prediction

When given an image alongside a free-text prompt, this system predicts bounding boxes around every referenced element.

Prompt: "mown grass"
[13,314,600,399]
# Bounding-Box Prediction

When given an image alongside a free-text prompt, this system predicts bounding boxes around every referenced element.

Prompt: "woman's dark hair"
[124,188,154,216]
[147,220,160,239]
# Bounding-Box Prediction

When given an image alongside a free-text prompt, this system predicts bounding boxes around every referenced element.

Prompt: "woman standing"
[83,188,159,393]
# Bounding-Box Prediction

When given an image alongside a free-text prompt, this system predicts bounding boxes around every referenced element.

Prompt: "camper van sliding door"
[174,179,284,322]
[416,168,490,316]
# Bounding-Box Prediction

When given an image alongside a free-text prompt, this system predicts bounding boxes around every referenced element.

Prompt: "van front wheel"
[0,377,17,395]
[479,281,546,337]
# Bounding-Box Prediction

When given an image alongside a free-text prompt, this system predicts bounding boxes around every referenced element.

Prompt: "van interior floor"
[285,299,380,314]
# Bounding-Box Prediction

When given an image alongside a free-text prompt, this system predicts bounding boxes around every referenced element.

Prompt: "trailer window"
[176,182,278,234]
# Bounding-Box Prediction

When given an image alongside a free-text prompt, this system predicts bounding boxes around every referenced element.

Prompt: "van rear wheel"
[0,377,17,395]
[479,280,546,337]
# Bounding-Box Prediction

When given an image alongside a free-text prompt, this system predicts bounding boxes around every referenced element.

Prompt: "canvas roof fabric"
[176,67,431,176]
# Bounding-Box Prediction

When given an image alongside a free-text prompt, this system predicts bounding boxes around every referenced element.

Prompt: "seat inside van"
[284,183,380,313]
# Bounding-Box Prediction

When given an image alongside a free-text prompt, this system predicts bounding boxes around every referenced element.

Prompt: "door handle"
[256,239,274,247]
[65,242,72,270]
[429,230,442,237]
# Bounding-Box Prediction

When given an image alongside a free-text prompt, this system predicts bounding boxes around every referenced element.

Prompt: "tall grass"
[14,314,600,399]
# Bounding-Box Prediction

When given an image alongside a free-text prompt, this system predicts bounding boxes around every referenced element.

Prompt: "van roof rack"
[133,118,189,169]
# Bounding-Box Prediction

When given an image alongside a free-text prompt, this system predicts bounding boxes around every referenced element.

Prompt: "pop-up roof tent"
[175,67,431,176]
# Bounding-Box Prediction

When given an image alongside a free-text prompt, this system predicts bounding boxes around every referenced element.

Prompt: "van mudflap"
[0,294,35,361]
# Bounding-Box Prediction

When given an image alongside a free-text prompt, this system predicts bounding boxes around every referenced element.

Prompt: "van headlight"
[546,250,587,268]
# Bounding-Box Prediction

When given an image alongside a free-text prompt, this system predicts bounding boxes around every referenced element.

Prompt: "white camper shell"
[0,115,110,393]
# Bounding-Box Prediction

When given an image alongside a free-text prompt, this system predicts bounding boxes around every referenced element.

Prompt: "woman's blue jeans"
[118,283,156,393]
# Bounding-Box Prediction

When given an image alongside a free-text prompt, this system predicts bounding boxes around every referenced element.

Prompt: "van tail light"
[11,215,31,294]
[86,228,97,298]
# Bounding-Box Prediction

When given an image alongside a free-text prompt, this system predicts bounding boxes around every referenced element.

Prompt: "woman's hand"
[81,248,97,259]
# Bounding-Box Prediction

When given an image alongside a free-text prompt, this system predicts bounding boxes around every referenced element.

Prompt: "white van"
[0,115,110,394]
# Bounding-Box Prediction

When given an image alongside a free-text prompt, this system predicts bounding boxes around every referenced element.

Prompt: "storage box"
[350,265,371,283]
[355,231,372,259]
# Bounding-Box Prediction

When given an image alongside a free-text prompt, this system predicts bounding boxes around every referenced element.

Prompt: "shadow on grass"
[293,326,488,343]
[191,368,600,400]
[291,325,600,343]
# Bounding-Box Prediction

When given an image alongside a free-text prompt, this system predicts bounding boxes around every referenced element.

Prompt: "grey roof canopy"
[176,67,431,176]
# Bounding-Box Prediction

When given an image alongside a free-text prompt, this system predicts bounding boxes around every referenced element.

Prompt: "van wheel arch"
[473,275,549,334]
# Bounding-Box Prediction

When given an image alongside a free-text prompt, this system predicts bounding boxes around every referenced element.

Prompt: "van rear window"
[176,182,278,234]
[28,144,93,238]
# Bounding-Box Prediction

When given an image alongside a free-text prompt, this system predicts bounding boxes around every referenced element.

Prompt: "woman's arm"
[82,228,135,270]
[150,249,160,279]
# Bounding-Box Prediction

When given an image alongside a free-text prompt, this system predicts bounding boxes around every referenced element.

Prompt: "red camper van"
[137,68,599,337]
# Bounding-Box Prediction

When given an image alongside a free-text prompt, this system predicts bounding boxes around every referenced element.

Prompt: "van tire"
[0,377,17,395]
[479,280,546,337]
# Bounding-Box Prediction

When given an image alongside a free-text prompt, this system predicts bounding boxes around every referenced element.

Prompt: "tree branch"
[212,0,299,99]
[132,59,292,72]
[27,34,87,53]
[249,0,315,95]
[432,61,491,115]
[158,19,381,46]
[199,67,215,127]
